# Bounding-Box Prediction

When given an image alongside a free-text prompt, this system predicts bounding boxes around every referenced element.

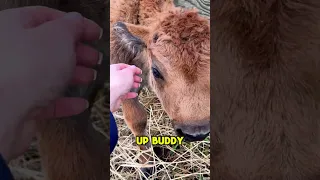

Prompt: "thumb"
[33,12,84,42]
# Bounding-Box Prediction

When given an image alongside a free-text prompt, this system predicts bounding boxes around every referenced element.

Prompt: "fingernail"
[93,70,97,80]
[131,65,136,68]
[139,84,141,88]
[140,78,143,82]
[99,28,103,40]
[97,52,103,65]
[85,100,89,109]
[65,12,83,20]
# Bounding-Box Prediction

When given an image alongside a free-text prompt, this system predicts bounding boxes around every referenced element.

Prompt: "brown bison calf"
[110,0,210,176]
[212,0,320,179]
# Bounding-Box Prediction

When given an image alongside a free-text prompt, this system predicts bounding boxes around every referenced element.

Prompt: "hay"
[110,87,210,180]
[8,87,210,180]
[9,140,43,179]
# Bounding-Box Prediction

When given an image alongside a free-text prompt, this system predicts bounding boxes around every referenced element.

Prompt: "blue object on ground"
[110,112,119,153]
[0,154,14,180]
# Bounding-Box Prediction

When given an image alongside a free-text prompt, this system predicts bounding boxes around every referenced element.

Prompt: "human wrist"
[0,109,23,163]
[110,84,121,112]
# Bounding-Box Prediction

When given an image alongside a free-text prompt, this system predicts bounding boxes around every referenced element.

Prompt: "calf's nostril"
[184,133,209,142]
[175,128,209,142]
[175,129,184,136]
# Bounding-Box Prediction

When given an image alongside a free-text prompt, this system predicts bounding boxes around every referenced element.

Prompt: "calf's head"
[112,9,210,142]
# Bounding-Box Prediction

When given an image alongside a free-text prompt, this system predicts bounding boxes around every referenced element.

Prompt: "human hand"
[110,63,142,112]
[0,6,102,162]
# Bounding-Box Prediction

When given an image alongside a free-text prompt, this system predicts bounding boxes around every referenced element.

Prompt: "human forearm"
[0,109,26,163]
[110,84,122,112]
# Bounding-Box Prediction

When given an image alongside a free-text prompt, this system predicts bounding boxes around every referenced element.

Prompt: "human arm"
[110,64,142,112]
[0,6,101,163]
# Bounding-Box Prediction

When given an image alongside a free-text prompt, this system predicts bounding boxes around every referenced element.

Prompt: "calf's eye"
[152,67,163,79]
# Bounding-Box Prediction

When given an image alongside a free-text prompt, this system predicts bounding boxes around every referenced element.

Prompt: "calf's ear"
[123,23,151,44]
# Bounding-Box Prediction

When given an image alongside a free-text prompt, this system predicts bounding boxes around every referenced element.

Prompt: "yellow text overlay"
[136,136,184,145]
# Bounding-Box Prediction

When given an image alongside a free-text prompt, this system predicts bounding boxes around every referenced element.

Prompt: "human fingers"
[70,66,96,85]
[115,63,131,70]
[76,44,102,66]
[132,66,142,75]
[0,6,65,29]
[132,82,140,89]
[121,65,142,76]
[121,65,142,75]
[124,65,142,75]
[29,10,102,42]
[123,92,138,99]
[34,97,88,120]
[112,64,143,75]
[6,6,102,41]
[134,75,142,83]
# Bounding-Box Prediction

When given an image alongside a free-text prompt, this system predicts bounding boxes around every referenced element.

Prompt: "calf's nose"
[175,128,209,142]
